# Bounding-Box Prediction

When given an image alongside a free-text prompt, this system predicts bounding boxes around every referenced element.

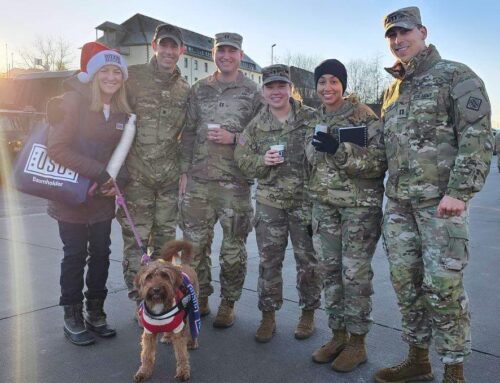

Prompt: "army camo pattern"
[306,95,386,335]
[118,57,189,299]
[382,44,492,363]
[234,100,321,312]
[382,45,492,204]
[495,133,500,171]
[305,95,387,208]
[180,71,261,301]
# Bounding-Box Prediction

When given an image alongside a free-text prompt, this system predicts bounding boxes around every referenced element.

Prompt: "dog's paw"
[187,339,199,350]
[134,368,152,382]
[160,333,172,344]
[175,367,190,381]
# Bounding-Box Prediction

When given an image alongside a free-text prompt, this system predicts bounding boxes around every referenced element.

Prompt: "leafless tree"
[346,53,391,104]
[19,36,74,71]
[277,51,323,72]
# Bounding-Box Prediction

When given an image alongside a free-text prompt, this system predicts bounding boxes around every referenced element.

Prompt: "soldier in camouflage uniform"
[306,59,386,373]
[234,64,321,343]
[179,32,262,328]
[116,24,190,308]
[374,8,492,383]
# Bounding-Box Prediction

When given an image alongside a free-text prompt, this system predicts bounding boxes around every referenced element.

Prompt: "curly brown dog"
[134,240,199,382]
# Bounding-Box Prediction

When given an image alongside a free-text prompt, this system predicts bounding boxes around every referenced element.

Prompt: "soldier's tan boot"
[198,296,210,317]
[312,329,348,363]
[442,363,465,383]
[212,299,235,328]
[255,310,276,343]
[294,309,315,340]
[374,345,434,382]
[331,333,367,372]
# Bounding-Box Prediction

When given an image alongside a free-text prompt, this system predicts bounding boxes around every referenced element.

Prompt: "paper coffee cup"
[314,124,327,143]
[270,144,285,160]
[207,123,220,130]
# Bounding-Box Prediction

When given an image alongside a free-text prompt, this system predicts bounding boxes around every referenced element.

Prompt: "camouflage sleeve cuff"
[445,188,472,203]
[333,143,349,166]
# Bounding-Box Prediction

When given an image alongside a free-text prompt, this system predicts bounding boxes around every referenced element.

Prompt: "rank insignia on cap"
[466,96,482,111]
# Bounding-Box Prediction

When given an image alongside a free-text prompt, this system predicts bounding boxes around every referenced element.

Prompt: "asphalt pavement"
[0,162,499,383]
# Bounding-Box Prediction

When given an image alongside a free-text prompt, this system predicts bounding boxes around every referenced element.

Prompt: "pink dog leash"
[113,180,151,265]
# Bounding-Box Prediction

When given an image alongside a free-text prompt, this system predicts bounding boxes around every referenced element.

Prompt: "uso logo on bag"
[24,143,79,184]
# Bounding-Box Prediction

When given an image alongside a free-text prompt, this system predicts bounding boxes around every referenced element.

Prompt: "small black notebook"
[337,126,368,147]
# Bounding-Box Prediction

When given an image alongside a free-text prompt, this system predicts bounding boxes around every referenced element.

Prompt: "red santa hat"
[77,42,128,84]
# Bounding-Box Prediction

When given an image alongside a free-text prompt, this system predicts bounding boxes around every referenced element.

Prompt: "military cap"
[153,23,184,46]
[214,32,243,49]
[383,6,422,36]
[262,64,292,85]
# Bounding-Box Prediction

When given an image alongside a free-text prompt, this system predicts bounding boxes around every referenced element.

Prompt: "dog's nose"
[152,287,161,294]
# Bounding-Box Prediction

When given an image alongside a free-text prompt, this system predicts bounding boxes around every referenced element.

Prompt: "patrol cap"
[383,6,422,36]
[153,23,184,46]
[262,64,292,85]
[214,32,243,50]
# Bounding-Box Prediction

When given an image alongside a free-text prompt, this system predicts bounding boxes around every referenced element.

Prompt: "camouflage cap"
[214,32,243,49]
[262,64,292,85]
[153,23,184,46]
[383,6,422,36]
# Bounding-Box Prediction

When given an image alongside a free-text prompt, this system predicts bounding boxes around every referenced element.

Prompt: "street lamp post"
[271,43,276,65]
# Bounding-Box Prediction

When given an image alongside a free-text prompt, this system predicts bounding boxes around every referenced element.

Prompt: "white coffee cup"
[207,123,220,130]
[270,144,285,161]
[314,124,327,142]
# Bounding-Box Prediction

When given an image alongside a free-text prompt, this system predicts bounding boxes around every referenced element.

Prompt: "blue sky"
[1,0,499,125]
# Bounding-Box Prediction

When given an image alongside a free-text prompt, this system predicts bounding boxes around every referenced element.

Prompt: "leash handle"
[113,180,151,264]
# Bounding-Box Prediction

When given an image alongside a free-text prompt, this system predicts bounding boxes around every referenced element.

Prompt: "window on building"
[251,74,254,80]
[204,62,208,72]
[194,77,198,82]
[194,60,198,70]
[258,76,261,84]
[184,58,188,68]
[184,75,188,81]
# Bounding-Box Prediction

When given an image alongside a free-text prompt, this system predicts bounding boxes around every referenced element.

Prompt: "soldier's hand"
[437,195,466,217]
[312,131,339,154]
[207,128,235,145]
[264,149,284,166]
[179,173,187,197]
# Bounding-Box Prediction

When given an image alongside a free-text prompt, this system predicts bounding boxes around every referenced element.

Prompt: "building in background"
[95,13,262,86]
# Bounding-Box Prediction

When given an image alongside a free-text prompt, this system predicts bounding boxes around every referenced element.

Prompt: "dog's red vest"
[138,289,186,335]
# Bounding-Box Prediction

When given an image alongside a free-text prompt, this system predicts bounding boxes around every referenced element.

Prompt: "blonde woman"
[47,42,131,346]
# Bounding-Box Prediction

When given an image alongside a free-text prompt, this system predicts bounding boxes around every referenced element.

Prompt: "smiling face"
[386,26,427,64]
[152,37,185,72]
[316,74,344,112]
[96,65,123,102]
[213,45,243,76]
[262,81,291,112]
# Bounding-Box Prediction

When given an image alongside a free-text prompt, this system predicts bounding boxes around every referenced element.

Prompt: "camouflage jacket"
[305,95,386,208]
[180,71,262,183]
[125,57,190,187]
[234,99,316,209]
[382,44,492,204]
[495,132,500,158]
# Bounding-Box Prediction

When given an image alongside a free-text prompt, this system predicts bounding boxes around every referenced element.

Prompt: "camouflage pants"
[117,179,178,300]
[382,198,471,364]
[180,177,252,301]
[255,202,321,312]
[312,202,382,335]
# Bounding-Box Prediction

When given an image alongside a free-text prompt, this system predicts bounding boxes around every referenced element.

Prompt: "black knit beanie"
[314,59,347,94]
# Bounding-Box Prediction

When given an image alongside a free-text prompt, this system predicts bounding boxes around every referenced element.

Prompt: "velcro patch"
[466,96,482,111]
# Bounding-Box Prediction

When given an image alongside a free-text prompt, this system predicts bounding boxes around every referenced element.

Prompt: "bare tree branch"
[18,36,74,71]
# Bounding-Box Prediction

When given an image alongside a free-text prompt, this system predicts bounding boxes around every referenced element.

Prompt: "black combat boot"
[84,298,116,338]
[63,304,95,346]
